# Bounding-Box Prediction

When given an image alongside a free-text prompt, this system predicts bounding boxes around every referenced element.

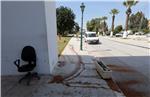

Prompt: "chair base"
[19,72,40,85]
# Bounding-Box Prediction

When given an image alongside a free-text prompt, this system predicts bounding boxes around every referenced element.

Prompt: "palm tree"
[102,16,107,23]
[102,16,108,36]
[109,9,119,37]
[123,0,138,38]
[95,18,103,35]
[94,18,100,33]
[98,18,103,35]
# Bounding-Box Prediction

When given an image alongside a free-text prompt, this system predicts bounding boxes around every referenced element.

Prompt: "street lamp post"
[80,3,85,50]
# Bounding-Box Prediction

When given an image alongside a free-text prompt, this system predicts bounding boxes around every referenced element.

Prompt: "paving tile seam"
[63,83,109,89]
[64,82,107,86]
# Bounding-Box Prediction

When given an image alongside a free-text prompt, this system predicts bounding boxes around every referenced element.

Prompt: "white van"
[84,31,99,44]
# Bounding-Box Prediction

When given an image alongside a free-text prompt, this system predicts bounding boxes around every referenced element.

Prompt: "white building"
[1,1,58,75]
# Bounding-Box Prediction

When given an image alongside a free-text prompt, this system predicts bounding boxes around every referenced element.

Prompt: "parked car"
[127,30,133,35]
[84,31,99,44]
[146,33,150,37]
[134,32,144,35]
[115,32,123,37]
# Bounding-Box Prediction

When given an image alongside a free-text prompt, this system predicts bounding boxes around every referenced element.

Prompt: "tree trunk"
[123,7,131,39]
[125,13,130,31]
[123,13,130,38]
[110,15,115,37]
[58,33,61,40]
[111,15,115,32]
[103,21,105,36]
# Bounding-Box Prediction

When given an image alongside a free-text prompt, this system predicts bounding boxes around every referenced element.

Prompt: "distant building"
[1,1,58,75]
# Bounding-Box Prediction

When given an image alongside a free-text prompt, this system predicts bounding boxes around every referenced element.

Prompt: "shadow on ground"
[97,55,150,97]
[1,55,150,97]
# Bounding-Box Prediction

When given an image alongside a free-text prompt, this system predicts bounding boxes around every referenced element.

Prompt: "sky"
[56,0,150,30]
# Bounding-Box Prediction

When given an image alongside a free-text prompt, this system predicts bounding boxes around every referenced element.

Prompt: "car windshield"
[88,33,96,37]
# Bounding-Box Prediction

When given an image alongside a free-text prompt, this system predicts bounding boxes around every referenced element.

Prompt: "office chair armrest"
[14,59,20,67]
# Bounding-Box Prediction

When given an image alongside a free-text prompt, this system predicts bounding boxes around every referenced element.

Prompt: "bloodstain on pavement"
[49,75,64,83]
[116,80,147,97]
[108,64,136,73]
[107,64,149,97]
[105,78,121,92]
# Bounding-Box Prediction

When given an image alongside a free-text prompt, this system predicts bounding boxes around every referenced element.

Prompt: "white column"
[44,1,58,73]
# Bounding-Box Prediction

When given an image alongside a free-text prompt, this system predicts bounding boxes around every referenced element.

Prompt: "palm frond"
[123,0,138,7]
[123,1,127,6]
[111,9,119,15]
[102,16,107,20]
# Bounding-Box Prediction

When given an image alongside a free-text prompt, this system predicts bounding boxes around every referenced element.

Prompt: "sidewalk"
[51,37,125,97]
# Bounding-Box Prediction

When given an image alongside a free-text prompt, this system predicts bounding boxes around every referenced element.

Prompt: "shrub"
[114,25,123,35]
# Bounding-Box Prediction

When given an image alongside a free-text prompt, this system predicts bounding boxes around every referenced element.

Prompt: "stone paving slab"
[1,75,52,97]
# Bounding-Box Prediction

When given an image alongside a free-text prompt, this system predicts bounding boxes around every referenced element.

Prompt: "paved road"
[84,36,150,97]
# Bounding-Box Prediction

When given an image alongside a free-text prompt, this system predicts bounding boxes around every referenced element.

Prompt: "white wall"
[1,1,58,75]
[45,1,58,73]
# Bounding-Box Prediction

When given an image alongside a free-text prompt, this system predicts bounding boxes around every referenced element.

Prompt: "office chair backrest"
[21,46,36,62]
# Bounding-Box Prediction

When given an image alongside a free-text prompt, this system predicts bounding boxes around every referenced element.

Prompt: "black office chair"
[14,46,40,85]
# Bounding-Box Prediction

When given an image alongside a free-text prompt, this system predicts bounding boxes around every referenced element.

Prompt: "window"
[88,33,96,37]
